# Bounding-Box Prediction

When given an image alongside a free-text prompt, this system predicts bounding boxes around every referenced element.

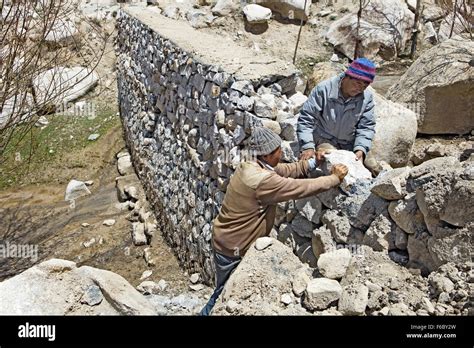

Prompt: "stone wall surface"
[116,6,302,284]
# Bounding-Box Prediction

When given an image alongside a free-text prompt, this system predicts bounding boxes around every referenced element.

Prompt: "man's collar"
[257,159,275,171]
[328,73,345,100]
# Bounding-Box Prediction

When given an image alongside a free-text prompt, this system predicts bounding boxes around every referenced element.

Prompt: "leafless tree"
[438,0,472,39]
[353,0,370,59]
[0,0,111,165]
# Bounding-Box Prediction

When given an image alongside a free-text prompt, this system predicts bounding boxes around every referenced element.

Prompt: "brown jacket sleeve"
[255,172,341,206]
[274,160,310,179]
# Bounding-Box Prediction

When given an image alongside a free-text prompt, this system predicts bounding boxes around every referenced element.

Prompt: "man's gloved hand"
[300,149,316,161]
[331,164,349,182]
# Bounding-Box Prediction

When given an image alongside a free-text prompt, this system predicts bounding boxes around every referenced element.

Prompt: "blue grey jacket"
[297,73,376,155]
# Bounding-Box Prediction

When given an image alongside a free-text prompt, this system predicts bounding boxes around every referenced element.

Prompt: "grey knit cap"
[249,127,282,156]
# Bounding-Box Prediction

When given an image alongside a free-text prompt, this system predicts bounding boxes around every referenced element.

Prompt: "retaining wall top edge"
[122,5,298,81]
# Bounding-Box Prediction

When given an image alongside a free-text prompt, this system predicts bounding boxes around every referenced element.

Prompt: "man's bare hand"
[354,150,364,161]
[332,164,348,182]
[300,149,316,161]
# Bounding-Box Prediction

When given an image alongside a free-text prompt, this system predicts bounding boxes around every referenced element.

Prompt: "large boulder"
[387,36,474,135]
[255,0,311,21]
[368,91,418,168]
[33,67,99,111]
[324,0,414,60]
[212,238,311,315]
[438,11,470,42]
[386,157,474,274]
[45,17,78,45]
[0,259,156,315]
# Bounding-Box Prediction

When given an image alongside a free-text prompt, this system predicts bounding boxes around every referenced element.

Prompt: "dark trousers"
[199,251,241,316]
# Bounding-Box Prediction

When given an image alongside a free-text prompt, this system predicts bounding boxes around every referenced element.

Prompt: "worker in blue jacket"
[298,58,377,171]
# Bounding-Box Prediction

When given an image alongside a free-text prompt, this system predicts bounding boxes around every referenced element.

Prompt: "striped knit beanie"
[249,127,282,156]
[346,58,376,83]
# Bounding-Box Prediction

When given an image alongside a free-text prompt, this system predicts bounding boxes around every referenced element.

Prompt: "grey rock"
[292,270,310,297]
[338,284,369,315]
[295,241,317,268]
[371,167,410,200]
[388,194,427,235]
[295,196,322,224]
[280,117,297,141]
[291,215,313,238]
[317,249,352,279]
[132,222,147,246]
[65,180,91,202]
[303,278,342,311]
[118,155,134,175]
[387,37,474,135]
[230,80,254,96]
[255,237,273,251]
[0,259,155,315]
[88,133,100,141]
[363,213,396,252]
[311,226,337,260]
[321,210,351,244]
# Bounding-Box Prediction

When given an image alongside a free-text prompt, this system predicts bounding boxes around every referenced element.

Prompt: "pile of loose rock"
[213,236,472,316]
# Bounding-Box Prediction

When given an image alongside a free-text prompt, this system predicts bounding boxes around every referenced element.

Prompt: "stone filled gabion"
[115,10,301,284]
[115,10,473,286]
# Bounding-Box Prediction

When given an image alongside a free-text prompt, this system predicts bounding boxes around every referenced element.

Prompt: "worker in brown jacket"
[199,127,348,315]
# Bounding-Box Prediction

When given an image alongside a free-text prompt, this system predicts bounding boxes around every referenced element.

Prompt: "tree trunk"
[293,0,308,64]
[410,0,422,59]
[354,0,364,59]
[449,0,458,39]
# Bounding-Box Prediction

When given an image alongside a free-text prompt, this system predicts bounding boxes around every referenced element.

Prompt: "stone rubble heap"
[213,238,473,316]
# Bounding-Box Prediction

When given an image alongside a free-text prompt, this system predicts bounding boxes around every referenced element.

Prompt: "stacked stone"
[115,10,305,284]
[272,151,472,277]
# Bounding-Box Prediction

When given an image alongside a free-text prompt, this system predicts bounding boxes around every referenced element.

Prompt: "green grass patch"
[0,103,119,190]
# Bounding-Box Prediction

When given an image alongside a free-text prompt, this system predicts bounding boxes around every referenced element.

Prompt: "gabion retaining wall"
[115,7,302,284]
